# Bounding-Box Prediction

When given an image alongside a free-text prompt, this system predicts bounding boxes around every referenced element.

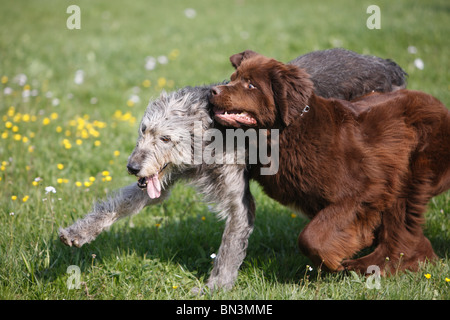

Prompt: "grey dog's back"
[289,48,407,100]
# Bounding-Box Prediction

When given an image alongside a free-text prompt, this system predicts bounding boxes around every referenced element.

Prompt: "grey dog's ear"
[229,50,259,69]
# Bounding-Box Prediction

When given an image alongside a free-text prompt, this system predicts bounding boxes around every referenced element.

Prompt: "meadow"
[0,0,449,300]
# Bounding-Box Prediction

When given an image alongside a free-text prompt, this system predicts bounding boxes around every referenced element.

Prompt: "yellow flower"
[89,176,96,182]
[22,114,30,122]
[201,216,206,221]
[291,213,297,218]
[172,285,178,289]
[1,75,8,84]
[57,178,63,184]
[424,273,431,279]
[11,195,17,201]
[157,77,167,88]
[75,181,82,187]
[113,150,120,157]
[1,132,8,139]
[13,134,22,141]
[84,181,92,187]
[105,176,112,182]
[445,277,450,282]
[32,181,39,187]
[94,140,101,147]
[42,117,50,125]
[5,121,13,129]
[22,195,29,202]
[56,126,63,133]
[0,165,5,171]
[57,163,64,170]
[102,171,110,176]
[50,112,58,120]
[142,79,151,88]
[76,139,83,145]
[155,223,161,228]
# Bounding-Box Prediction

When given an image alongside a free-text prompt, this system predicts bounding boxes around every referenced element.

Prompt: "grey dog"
[59,48,407,291]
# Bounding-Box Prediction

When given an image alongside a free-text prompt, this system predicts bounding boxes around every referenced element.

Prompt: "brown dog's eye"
[160,136,171,143]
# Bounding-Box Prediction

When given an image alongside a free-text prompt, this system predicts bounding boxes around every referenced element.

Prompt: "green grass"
[0,0,449,300]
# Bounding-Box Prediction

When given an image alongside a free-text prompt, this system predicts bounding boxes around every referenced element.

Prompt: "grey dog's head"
[127,86,212,199]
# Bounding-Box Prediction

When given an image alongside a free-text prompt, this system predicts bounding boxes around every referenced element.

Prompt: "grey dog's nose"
[127,163,141,175]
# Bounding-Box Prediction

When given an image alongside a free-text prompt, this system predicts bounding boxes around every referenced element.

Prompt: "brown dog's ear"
[230,50,259,69]
[270,63,314,127]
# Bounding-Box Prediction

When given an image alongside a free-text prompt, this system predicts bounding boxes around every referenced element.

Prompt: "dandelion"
[113,150,120,157]
[1,75,8,84]
[169,49,180,60]
[445,277,450,283]
[45,186,56,194]
[102,171,110,176]
[50,112,58,120]
[94,140,101,147]
[22,195,29,202]
[75,181,82,187]
[89,176,95,182]
[142,79,151,88]
[157,77,167,88]
[291,213,297,218]
[84,181,92,187]
[201,216,206,221]
[57,163,64,170]
[42,117,50,125]
[11,196,17,201]
[76,139,82,145]
[424,273,431,279]
[1,132,8,139]
[13,134,22,141]
[5,121,13,129]
[172,285,178,289]
[12,125,19,132]
[105,176,112,182]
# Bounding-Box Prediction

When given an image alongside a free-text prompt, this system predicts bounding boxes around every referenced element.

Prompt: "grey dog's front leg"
[201,166,255,291]
[59,183,169,247]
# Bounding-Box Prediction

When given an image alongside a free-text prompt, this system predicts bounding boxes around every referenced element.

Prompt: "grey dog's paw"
[59,227,85,248]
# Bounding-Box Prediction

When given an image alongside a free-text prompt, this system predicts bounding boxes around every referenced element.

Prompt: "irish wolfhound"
[59,48,407,291]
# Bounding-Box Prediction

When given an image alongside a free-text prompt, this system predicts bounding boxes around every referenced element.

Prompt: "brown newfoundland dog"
[209,50,450,274]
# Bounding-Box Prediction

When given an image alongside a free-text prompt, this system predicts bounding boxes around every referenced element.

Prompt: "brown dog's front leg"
[297,202,371,272]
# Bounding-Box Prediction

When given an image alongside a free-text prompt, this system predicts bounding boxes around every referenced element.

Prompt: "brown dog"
[209,51,450,274]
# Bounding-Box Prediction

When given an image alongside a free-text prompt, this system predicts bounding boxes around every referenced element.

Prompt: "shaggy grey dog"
[59,48,407,291]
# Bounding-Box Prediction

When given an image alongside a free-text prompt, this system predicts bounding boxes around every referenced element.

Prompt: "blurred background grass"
[0,0,449,299]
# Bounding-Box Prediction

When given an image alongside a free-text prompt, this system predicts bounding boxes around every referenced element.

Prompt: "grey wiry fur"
[59,48,407,291]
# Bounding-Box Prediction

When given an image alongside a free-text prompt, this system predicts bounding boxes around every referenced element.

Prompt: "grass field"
[0,0,449,300]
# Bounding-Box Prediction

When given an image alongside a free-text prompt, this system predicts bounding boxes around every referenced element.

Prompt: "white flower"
[128,94,140,103]
[414,58,424,70]
[157,55,168,65]
[145,56,156,70]
[74,70,84,85]
[9,212,14,216]
[407,46,417,54]
[45,186,56,194]
[184,8,196,19]
[52,98,60,106]
[210,253,217,259]
[14,74,27,86]
[4,87,12,95]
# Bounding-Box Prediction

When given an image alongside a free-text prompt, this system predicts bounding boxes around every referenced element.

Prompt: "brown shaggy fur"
[209,52,450,274]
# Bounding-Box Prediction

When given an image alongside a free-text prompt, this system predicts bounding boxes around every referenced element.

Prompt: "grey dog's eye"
[141,124,147,134]
[160,136,171,143]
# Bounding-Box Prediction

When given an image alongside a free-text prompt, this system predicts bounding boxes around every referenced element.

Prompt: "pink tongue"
[146,174,161,199]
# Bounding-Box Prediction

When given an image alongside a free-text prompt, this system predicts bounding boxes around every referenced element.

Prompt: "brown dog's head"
[209,50,314,128]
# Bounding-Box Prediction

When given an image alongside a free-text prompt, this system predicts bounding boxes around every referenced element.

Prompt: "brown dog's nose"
[211,86,222,96]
